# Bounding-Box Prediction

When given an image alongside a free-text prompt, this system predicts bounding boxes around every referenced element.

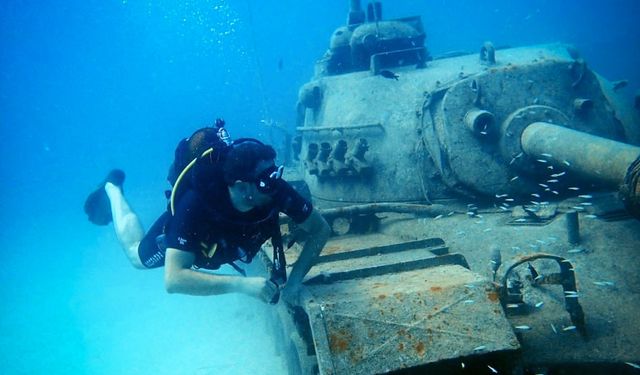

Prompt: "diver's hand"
[244,277,279,304]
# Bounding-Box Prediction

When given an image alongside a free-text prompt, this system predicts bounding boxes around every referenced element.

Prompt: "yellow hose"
[170,147,214,215]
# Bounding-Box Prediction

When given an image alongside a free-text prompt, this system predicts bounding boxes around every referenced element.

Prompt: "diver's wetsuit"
[137,180,312,269]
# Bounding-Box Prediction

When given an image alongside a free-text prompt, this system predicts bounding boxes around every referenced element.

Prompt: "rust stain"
[398,342,405,351]
[329,330,351,353]
[487,290,499,302]
[322,245,343,254]
[393,292,403,300]
[414,342,426,357]
[430,286,442,292]
[377,294,387,300]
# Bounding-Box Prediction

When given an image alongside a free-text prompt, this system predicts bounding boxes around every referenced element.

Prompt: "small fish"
[562,325,577,331]
[580,202,593,206]
[547,179,559,183]
[539,183,549,188]
[551,323,558,334]
[592,281,615,286]
[463,299,475,304]
[578,194,592,199]
[625,362,640,369]
[506,304,519,308]
[434,214,444,220]
[510,176,520,181]
[584,214,598,219]
[551,190,559,195]
[488,364,498,374]
[531,193,541,198]
[496,193,508,198]
[514,218,527,222]
[568,186,580,191]
[568,248,585,253]
[540,201,549,205]
[499,206,509,211]
[551,172,566,177]
[612,79,628,91]
[571,206,585,211]
[514,325,531,331]
[511,246,521,251]
[447,211,455,216]
[541,153,553,157]
[563,160,571,166]
[480,131,488,135]
[461,362,465,369]
[379,70,399,80]
[537,159,548,163]
[473,345,487,351]
[535,301,544,308]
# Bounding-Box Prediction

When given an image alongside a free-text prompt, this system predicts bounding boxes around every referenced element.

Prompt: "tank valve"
[298,83,322,109]
[317,142,333,177]
[329,140,351,176]
[573,98,593,113]
[305,143,319,176]
[566,211,581,246]
[292,135,302,161]
[347,138,373,175]
[480,41,496,65]
[465,109,496,138]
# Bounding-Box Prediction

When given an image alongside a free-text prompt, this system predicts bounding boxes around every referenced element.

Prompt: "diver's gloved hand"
[261,278,280,305]
[244,277,279,304]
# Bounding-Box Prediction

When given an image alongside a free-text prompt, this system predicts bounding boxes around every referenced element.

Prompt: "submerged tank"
[257,1,640,374]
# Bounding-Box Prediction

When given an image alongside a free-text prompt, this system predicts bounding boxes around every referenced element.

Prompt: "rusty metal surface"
[304,265,519,374]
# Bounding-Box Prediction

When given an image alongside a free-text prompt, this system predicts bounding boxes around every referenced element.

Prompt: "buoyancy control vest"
[163,121,287,283]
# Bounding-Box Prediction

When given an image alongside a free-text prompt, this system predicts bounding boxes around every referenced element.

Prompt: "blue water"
[1,1,638,374]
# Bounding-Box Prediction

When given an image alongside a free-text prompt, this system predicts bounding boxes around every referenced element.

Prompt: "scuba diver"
[83,119,330,304]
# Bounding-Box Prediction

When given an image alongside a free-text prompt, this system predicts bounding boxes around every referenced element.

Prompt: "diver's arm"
[164,248,277,302]
[285,208,331,289]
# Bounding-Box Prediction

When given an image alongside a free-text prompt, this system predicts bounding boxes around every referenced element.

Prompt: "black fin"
[83,169,125,226]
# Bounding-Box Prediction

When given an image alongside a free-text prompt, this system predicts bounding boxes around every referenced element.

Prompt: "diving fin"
[83,169,125,226]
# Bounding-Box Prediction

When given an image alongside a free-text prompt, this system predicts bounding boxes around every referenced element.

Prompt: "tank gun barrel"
[520,122,640,187]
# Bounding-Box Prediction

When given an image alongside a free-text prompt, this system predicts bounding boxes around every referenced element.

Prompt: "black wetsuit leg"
[138,211,171,268]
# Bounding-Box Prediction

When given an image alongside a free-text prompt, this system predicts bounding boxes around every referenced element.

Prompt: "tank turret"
[263,3,640,374]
